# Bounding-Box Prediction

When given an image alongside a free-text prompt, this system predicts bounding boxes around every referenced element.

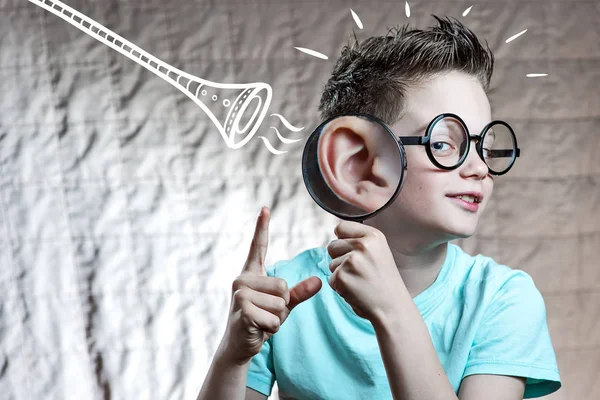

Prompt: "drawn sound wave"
[256,114,304,155]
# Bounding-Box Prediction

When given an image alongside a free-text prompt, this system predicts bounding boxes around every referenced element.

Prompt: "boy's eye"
[431,141,453,152]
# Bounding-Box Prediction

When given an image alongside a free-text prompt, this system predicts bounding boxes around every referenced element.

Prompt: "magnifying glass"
[302,114,407,223]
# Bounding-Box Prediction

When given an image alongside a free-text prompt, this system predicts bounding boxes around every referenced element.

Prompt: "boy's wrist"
[197,342,252,400]
[370,288,413,333]
[215,339,253,367]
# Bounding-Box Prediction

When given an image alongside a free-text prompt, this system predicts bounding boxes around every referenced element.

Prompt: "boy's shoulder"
[450,243,541,303]
[452,243,517,279]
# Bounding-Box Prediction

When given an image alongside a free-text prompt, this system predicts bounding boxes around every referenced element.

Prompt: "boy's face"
[382,71,494,242]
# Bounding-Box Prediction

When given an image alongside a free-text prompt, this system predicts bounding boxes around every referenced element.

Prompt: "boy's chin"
[451,230,476,240]
[442,222,479,240]
[440,212,482,239]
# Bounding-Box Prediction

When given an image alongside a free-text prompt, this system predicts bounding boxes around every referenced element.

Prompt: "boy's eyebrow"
[404,122,428,137]
[394,122,429,137]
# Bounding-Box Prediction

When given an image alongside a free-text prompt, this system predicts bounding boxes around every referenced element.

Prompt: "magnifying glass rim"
[302,112,407,222]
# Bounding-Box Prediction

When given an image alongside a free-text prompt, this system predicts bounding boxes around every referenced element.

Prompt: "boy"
[197,16,561,400]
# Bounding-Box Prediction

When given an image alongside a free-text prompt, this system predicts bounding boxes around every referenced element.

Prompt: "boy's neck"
[388,241,449,299]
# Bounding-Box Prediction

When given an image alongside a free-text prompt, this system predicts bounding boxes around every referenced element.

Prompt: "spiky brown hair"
[318,16,495,124]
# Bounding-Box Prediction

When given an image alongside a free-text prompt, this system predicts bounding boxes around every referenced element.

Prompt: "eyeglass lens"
[429,117,516,173]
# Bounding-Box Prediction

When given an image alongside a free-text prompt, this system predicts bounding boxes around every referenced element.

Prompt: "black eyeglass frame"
[399,113,521,176]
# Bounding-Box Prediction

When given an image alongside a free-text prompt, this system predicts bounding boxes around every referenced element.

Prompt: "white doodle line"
[28,0,273,150]
[347,7,548,78]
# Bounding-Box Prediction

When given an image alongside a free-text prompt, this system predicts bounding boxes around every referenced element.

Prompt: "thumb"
[287,276,323,311]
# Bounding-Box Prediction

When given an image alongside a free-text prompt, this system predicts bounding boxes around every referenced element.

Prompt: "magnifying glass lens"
[302,114,406,222]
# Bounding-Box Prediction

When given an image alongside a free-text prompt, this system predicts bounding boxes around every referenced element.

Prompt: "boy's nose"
[459,140,488,179]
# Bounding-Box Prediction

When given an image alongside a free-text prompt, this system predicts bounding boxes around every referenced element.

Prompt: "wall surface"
[0,0,598,399]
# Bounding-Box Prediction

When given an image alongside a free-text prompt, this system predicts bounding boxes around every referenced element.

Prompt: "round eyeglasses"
[399,113,520,176]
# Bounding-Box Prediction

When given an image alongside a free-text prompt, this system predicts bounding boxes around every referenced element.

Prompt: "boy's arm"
[196,347,251,400]
[372,288,526,400]
[246,388,269,400]
[458,375,525,399]
[195,347,268,400]
[371,288,460,400]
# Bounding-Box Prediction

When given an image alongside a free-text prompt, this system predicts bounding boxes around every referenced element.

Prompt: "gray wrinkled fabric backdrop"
[0,0,598,399]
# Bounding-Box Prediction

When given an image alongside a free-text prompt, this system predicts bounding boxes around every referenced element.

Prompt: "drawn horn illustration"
[29,0,273,149]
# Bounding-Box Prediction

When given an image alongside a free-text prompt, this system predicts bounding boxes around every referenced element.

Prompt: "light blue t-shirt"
[247,243,561,399]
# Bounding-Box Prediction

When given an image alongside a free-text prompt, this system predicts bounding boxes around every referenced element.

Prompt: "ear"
[317,116,400,213]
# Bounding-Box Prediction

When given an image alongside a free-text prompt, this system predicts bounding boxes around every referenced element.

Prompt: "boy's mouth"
[446,192,483,204]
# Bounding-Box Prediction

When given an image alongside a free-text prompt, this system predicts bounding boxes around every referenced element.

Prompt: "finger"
[334,220,368,239]
[328,269,343,296]
[240,288,288,319]
[242,301,282,335]
[328,268,352,298]
[326,238,353,260]
[329,253,349,273]
[288,276,323,311]
[242,206,270,275]
[233,275,290,305]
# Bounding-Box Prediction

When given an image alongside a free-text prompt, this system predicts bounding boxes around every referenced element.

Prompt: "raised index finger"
[242,206,270,275]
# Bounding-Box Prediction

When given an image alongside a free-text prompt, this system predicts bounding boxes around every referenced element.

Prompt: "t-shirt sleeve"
[463,271,562,398]
[246,336,275,396]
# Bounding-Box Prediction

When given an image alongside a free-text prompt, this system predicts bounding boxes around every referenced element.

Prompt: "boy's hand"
[327,221,404,322]
[219,207,323,366]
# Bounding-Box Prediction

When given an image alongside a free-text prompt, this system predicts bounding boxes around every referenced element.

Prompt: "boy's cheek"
[485,180,494,201]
